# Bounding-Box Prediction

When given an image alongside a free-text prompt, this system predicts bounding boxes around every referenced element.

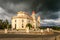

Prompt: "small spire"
[38,16,40,17]
[32,10,35,14]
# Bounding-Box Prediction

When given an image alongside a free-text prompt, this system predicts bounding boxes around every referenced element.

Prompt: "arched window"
[22,26,23,28]
[22,20,24,22]
[15,20,16,22]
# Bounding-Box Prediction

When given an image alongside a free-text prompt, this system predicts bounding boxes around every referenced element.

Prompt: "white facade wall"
[33,20,36,28]
[23,19,27,28]
[16,18,22,29]
[12,19,16,29]
[12,18,30,30]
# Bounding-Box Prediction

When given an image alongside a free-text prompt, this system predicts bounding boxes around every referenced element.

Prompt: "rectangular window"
[15,24,16,29]
[22,19,24,28]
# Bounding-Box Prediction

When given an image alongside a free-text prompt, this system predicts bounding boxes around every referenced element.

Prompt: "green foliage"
[38,26,60,30]
[39,27,47,29]
[39,26,60,30]
[0,19,11,29]
[51,26,60,30]
[26,23,32,29]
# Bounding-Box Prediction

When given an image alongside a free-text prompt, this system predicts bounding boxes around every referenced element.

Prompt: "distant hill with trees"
[39,26,60,30]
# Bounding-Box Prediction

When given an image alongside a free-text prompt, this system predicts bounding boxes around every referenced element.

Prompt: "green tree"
[52,26,60,30]
[0,19,11,29]
[8,24,11,29]
[26,23,32,29]
[3,19,10,29]
[5,19,10,29]
[0,19,3,29]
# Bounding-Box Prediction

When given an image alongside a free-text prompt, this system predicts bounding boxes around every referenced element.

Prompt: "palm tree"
[0,19,11,29]
[5,19,10,29]
[3,19,9,29]
[26,23,32,29]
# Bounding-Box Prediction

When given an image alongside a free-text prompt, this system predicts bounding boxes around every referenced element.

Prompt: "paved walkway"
[0,30,60,40]
[0,32,60,40]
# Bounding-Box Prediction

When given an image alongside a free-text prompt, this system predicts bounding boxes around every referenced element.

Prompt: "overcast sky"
[0,0,60,26]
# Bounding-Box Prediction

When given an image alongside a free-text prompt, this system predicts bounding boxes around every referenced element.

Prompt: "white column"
[4,29,8,33]
[26,27,29,33]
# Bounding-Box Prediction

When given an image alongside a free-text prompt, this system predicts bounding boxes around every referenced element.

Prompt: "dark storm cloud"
[33,0,60,19]
[0,0,60,26]
[34,0,60,12]
[0,0,60,12]
[45,0,60,11]
[0,0,34,13]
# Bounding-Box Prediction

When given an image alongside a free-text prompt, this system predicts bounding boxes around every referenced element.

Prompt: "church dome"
[12,11,33,20]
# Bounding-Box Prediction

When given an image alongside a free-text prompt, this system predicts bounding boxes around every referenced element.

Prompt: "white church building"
[11,11,40,30]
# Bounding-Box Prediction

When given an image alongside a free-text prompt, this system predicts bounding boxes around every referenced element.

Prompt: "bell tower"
[31,11,36,29]
[37,16,40,27]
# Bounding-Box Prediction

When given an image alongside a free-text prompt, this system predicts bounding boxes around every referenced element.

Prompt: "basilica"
[11,11,40,30]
